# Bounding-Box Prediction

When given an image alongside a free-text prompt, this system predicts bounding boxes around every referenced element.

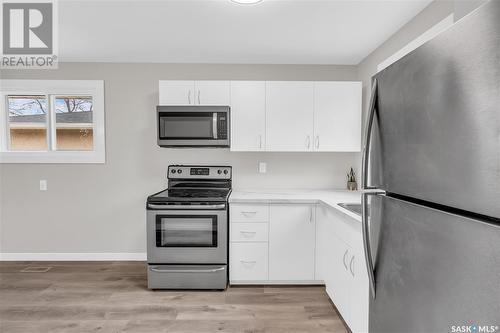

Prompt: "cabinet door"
[269,204,315,281]
[266,82,314,151]
[230,242,268,281]
[194,81,230,105]
[313,81,362,151]
[230,81,266,151]
[159,80,194,105]
[315,204,328,281]
[348,250,369,333]
[325,232,351,326]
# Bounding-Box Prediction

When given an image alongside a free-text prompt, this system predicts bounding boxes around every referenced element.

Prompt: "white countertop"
[229,189,362,222]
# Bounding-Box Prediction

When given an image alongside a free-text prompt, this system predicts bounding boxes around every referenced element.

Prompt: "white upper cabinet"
[313,81,362,152]
[194,81,230,105]
[159,80,230,105]
[159,80,194,105]
[269,204,316,281]
[230,81,266,151]
[266,81,314,152]
[159,80,361,152]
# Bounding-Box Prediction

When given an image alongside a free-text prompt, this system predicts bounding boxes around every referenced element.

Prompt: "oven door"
[157,106,229,147]
[147,206,227,264]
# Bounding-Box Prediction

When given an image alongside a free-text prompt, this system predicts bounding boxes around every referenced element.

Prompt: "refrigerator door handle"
[361,79,383,299]
[362,78,378,191]
[362,191,384,299]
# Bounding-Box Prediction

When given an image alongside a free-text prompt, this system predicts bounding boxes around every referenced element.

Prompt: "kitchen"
[0,1,499,333]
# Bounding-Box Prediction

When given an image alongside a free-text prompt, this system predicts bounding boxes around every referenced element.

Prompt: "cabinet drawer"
[230,243,268,281]
[231,223,268,242]
[230,204,269,222]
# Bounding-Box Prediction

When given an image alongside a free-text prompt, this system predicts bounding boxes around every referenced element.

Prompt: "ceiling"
[58,0,432,64]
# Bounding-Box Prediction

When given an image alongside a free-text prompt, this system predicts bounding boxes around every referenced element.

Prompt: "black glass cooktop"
[147,188,231,203]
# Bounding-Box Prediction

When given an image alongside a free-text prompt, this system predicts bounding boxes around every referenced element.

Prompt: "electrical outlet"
[259,162,267,174]
[39,180,47,191]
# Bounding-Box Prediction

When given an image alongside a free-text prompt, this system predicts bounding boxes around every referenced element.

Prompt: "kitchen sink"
[337,203,363,216]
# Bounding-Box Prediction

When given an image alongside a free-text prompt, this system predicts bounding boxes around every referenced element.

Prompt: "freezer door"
[369,195,500,333]
[371,0,500,218]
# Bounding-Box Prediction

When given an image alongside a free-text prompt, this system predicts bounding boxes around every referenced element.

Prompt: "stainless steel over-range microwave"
[157,106,230,147]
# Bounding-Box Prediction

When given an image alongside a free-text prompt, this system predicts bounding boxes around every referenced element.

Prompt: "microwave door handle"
[213,113,218,139]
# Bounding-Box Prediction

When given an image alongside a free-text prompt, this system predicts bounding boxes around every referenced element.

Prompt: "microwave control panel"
[217,113,228,139]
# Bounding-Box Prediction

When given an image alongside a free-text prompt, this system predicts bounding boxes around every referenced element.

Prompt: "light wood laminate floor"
[0,261,348,333]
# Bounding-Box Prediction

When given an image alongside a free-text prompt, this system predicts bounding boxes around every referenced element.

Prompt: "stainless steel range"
[146,165,231,290]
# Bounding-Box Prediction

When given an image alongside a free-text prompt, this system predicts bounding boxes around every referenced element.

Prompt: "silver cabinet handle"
[259,135,262,149]
[150,266,225,273]
[198,90,201,104]
[188,90,191,104]
[213,113,218,139]
[361,78,379,299]
[240,231,257,235]
[342,249,348,270]
[306,135,311,149]
[240,260,257,264]
[315,136,319,149]
[349,256,355,277]
[309,206,313,223]
[241,211,257,216]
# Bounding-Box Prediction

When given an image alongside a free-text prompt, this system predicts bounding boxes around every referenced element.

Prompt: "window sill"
[0,150,105,164]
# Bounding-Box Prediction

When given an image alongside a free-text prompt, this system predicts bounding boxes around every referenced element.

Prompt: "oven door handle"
[149,266,226,274]
[147,203,226,210]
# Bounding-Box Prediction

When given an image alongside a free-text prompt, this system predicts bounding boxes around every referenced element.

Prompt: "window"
[0,80,105,163]
[54,96,93,151]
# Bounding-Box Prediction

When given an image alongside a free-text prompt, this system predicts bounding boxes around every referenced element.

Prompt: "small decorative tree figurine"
[347,167,357,191]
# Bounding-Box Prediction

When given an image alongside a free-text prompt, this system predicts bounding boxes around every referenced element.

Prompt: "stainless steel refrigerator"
[361,2,500,332]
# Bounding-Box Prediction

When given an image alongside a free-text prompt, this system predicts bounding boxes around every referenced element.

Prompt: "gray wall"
[0,0,486,256]
[0,63,359,254]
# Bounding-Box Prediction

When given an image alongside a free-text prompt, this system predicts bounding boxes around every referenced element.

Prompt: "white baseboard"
[0,252,147,261]
[230,280,324,285]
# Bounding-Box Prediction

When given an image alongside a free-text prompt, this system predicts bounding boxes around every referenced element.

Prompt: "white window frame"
[0,80,105,163]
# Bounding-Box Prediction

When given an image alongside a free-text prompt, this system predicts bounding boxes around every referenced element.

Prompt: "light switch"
[259,162,267,174]
[39,180,47,191]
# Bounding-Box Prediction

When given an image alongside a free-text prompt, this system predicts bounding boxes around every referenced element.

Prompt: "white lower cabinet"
[349,248,369,333]
[230,222,268,242]
[317,203,369,333]
[229,201,367,333]
[230,242,268,281]
[268,204,316,281]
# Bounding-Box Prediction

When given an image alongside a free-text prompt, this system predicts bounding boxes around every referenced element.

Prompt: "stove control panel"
[168,165,231,180]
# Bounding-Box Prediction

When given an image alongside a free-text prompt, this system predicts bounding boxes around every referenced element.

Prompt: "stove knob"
[217,170,222,174]
[223,169,228,175]
[177,169,182,174]
[171,169,176,174]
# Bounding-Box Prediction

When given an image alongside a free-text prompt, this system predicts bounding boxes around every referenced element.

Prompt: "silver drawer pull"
[240,231,257,234]
[150,266,225,274]
[241,211,257,216]
[240,260,257,264]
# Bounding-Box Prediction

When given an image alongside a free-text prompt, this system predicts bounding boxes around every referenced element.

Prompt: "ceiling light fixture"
[230,0,264,5]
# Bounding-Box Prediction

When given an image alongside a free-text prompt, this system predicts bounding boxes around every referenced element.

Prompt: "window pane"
[8,95,48,151]
[55,96,93,151]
